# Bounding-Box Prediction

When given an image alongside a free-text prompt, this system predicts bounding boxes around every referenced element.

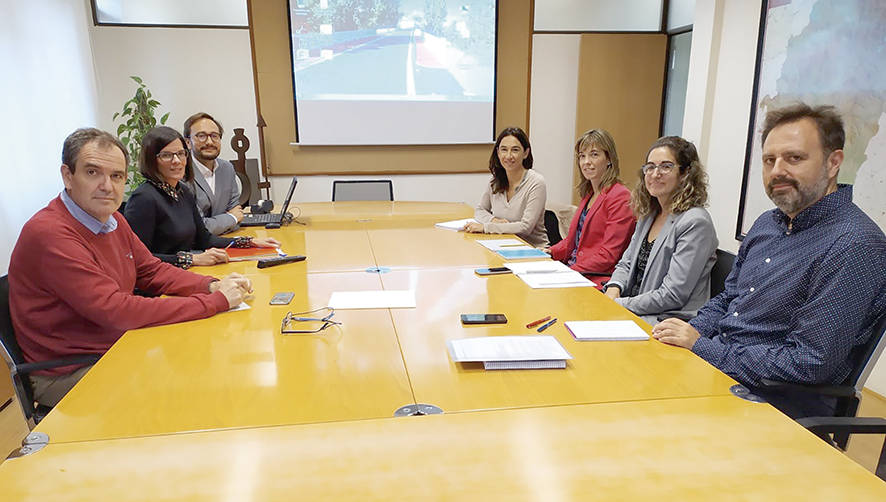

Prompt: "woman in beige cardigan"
[464,127,548,247]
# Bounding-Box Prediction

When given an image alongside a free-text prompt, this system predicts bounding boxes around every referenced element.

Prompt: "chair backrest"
[710,249,736,298]
[0,275,25,366]
[846,313,886,391]
[544,210,562,246]
[0,274,39,424]
[332,180,393,201]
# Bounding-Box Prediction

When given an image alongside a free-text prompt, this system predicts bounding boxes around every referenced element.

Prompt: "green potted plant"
[113,76,170,197]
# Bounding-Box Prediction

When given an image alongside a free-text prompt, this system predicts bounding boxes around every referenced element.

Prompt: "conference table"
[1,202,883,499]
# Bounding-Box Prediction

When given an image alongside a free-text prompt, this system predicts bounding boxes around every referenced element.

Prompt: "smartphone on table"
[269,292,295,305]
[460,314,508,325]
[474,267,511,276]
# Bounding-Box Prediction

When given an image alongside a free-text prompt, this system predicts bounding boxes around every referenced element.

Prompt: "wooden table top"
[33,271,414,443]
[380,267,736,413]
[4,396,884,501]
[10,201,883,497]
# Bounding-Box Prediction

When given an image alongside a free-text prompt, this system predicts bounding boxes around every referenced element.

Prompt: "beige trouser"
[29,365,93,408]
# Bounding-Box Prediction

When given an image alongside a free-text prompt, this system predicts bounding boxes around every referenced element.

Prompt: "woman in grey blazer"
[604,136,717,324]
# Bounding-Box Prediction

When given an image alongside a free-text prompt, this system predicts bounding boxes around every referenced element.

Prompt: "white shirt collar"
[192,153,217,193]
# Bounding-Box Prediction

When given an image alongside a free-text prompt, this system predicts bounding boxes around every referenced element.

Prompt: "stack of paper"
[504,260,596,289]
[328,290,416,309]
[446,335,573,370]
[434,218,477,231]
[476,239,548,259]
[564,320,650,341]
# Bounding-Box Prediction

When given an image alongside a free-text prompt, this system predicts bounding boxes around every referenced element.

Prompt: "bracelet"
[230,236,253,248]
[175,251,193,269]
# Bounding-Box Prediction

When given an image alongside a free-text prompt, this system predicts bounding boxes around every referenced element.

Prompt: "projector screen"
[288,0,497,145]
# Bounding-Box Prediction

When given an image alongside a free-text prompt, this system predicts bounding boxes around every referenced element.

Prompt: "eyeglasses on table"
[281,306,342,334]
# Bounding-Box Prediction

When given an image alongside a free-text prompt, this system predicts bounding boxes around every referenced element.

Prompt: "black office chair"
[332,180,394,201]
[759,313,886,468]
[544,210,562,246]
[710,249,736,298]
[0,275,100,425]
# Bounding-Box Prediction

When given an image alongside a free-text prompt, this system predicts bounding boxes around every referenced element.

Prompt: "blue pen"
[536,318,557,332]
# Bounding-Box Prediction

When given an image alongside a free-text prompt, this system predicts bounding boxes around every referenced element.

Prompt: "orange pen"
[526,316,551,328]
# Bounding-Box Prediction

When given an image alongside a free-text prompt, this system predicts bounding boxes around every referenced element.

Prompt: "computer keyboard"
[242,212,280,224]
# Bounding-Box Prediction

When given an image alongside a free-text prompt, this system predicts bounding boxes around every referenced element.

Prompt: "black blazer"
[124,182,234,264]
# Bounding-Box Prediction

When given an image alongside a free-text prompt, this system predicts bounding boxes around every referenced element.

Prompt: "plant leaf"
[160,112,170,124]
[112,112,119,120]
[117,124,126,135]
[131,76,143,84]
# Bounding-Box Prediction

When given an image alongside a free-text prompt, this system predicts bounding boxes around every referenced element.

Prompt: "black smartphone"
[474,267,511,276]
[460,314,508,325]
[269,292,295,305]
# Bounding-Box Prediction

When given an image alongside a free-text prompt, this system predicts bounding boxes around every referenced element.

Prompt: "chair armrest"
[758,378,857,398]
[797,416,886,441]
[14,354,101,375]
[798,417,886,480]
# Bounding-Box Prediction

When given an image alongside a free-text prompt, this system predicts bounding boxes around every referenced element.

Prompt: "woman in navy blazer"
[548,129,635,287]
[604,136,717,324]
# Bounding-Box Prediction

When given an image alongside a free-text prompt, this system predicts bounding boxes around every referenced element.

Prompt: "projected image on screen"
[289,0,497,145]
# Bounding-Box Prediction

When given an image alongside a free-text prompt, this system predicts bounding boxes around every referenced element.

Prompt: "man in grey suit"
[183,112,243,235]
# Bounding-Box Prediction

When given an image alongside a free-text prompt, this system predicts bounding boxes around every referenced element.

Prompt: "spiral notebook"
[447,335,572,370]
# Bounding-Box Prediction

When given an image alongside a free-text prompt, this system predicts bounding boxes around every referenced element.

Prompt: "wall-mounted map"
[739,0,886,238]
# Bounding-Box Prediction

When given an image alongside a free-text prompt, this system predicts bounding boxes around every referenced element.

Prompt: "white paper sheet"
[504,260,571,274]
[328,290,416,309]
[517,270,596,289]
[434,218,476,231]
[564,320,650,341]
[446,335,573,362]
[505,260,596,288]
[224,302,251,313]
[476,238,529,251]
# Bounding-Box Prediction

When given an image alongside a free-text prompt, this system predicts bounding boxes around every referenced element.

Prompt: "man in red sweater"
[9,128,252,407]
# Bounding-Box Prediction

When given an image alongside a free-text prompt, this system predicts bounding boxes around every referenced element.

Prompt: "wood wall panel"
[573,34,667,203]
[248,0,532,176]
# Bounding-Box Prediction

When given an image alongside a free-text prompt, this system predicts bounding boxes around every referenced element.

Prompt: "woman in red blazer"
[548,129,636,288]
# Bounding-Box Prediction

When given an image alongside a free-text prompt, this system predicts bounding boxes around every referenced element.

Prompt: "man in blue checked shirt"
[651,103,886,417]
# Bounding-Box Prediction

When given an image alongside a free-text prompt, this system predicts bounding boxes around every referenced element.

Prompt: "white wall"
[667,0,696,31]
[528,34,581,207]
[682,0,755,255]
[268,173,489,206]
[94,0,247,26]
[534,0,663,32]
[0,0,100,275]
[683,0,886,395]
[88,25,259,165]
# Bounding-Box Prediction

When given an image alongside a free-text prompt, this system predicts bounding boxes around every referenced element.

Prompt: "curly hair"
[631,136,708,217]
[574,129,620,198]
[488,127,533,194]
